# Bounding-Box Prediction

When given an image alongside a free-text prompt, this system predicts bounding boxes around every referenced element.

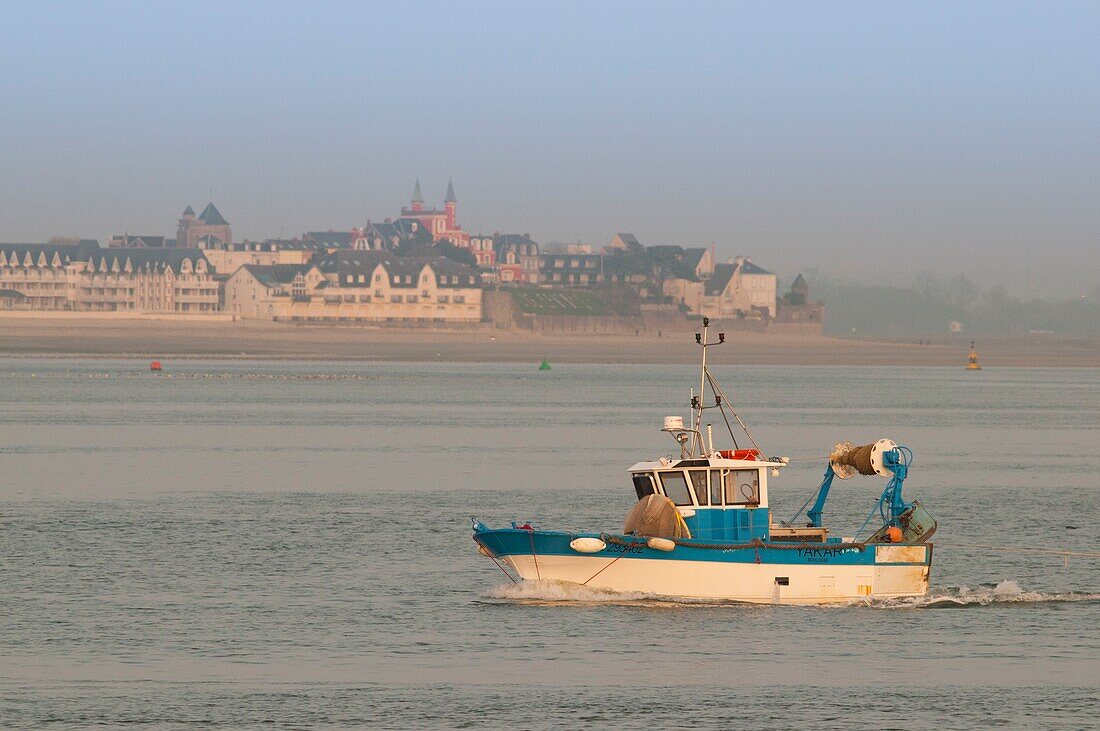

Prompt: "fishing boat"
[472,318,937,604]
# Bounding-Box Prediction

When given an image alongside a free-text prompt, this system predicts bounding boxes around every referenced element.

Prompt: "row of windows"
[544,258,599,269]
[633,469,760,507]
[11,285,213,297]
[1,268,210,279]
[545,272,599,283]
[342,273,473,286]
[279,293,467,305]
[0,269,67,277]
[0,281,67,289]
[388,294,465,304]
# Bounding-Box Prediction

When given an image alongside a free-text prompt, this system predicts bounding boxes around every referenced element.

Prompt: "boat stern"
[871,542,933,598]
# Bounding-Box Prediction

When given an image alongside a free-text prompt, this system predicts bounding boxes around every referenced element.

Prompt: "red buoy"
[150,361,162,372]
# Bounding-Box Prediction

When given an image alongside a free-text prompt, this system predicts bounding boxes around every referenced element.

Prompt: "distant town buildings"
[706,258,777,319]
[107,234,168,248]
[664,256,777,320]
[356,222,405,251]
[224,251,481,323]
[538,252,604,286]
[606,233,644,253]
[197,237,326,274]
[0,241,218,313]
[177,203,232,249]
[494,234,539,283]
[396,180,495,267]
[774,274,824,324]
[0,185,801,325]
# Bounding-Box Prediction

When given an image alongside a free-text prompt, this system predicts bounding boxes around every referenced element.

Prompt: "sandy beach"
[0,315,1096,366]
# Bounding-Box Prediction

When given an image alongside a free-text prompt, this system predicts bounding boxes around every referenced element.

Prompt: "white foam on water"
[859,579,1100,609]
[484,579,660,604]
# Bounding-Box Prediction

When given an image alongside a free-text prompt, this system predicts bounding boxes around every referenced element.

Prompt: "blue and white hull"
[475,527,932,604]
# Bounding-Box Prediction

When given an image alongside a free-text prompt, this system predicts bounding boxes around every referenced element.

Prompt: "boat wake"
[480,579,1100,608]
[860,580,1100,609]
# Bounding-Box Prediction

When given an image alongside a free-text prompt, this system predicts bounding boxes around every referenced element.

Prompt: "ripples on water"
[0,359,1098,729]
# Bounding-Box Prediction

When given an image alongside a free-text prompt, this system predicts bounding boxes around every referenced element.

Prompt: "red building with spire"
[399,179,494,267]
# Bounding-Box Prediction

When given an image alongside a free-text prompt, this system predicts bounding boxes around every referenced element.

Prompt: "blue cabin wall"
[683,507,769,542]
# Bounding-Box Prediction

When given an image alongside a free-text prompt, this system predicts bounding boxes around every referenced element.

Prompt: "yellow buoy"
[966,341,981,370]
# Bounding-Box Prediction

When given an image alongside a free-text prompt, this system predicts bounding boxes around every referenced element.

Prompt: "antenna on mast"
[694,317,766,458]
[665,318,762,458]
[692,317,726,456]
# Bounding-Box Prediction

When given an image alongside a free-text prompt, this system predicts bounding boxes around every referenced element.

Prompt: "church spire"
[444,178,456,203]
[412,178,424,204]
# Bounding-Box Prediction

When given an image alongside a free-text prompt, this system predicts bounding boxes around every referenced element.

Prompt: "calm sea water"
[1,358,1098,729]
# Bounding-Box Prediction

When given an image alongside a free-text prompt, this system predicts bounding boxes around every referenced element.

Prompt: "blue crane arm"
[807,464,836,528]
[882,447,911,524]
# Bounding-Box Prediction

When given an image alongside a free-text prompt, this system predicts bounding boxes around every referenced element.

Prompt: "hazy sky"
[2,1,1097,298]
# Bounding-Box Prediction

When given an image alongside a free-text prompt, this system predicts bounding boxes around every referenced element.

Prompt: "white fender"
[646,537,676,552]
[569,537,607,554]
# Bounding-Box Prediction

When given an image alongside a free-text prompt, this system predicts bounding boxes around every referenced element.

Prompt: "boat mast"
[696,319,708,454]
[693,317,766,457]
[694,317,724,456]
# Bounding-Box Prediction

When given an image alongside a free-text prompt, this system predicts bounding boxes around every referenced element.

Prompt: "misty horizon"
[3,2,1098,299]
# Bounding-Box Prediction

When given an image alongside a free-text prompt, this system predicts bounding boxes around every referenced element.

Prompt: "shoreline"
[0,317,1097,366]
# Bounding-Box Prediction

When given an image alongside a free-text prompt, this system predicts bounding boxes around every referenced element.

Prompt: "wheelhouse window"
[659,471,694,506]
[709,470,723,505]
[725,469,760,505]
[632,473,656,500]
[688,470,708,506]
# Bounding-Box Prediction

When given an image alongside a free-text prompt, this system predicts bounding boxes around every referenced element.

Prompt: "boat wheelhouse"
[629,452,786,544]
[472,319,937,604]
